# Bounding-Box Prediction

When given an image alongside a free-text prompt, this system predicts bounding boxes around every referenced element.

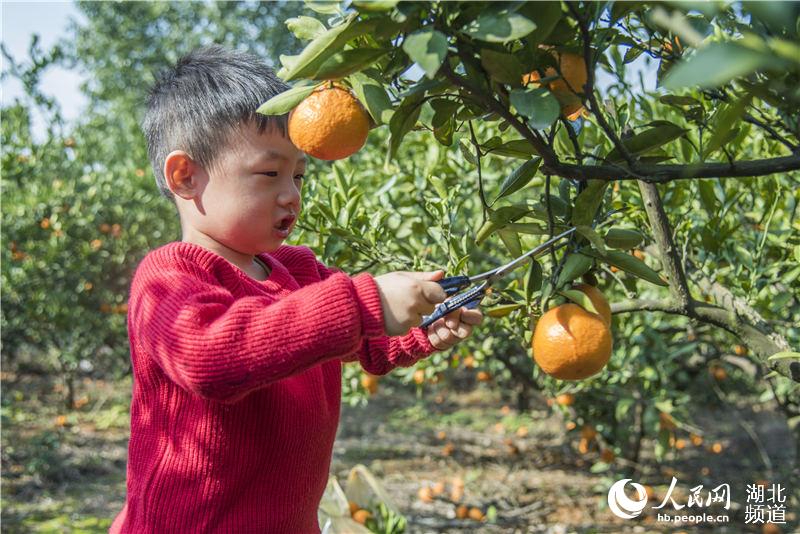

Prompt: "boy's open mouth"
[273,215,295,236]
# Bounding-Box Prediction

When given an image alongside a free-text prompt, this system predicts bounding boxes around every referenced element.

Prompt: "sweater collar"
[165,241,297,292]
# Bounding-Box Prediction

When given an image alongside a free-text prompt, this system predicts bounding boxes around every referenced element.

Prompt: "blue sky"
[2,1,88,130]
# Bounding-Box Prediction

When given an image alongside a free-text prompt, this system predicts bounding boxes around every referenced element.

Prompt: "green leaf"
[659,94,702,107]
[698,180,720,216]
[525,259,543,303]
[427,175,448,200]
[510,87,560,130]
[576,225,606,254]
[498,228,523,257]
[352,0,399,11]
[388,94,423,160]
[507,222,551,234]
[476,220,501,245]
[767,351,800,361]
[606,123,686,163]
[285,16,327,41]
[604,228,644,249]
[486,139,539,159]
[572,180,608,227]
[703,95,751,157]
[350,70,394,125]
[582,249,668,287]
[559,289,600,316]
[486,303,525,318]
[495,157,541,202]
[664,42,788,90]
[623,46,644,64]
[256,84,318,116]
[282,15,356,81]
[517,1,562,46]
[556,253,593,288]
[463,12,537,43]
[304,0,340,15]
[402,28,448,79]
[480,49,525,85]
[431,99,461,128]
[311,48,389,80]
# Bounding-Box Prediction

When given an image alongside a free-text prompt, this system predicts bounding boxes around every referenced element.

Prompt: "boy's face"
[172,121,306,254]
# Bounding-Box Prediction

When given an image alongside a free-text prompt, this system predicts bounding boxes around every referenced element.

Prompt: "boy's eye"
[294,174,304,181]
[260,171,279,177]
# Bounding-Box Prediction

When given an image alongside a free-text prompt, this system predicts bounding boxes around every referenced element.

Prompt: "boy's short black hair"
[142,45,290,201]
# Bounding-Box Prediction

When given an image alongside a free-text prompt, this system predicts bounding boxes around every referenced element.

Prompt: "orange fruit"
[556,393,575,406]
[690,433,703,446]
[442,442,455,456]
[659,412,676,431]
[418,486,434,503]
[565,421,577,431]
[455,504,469,519]
[436,430,447,441]
[578,437,590,454]
[450,485,464,502]
[532,304,612,380]
[734,344,748,356]
[523,50,588,119]
[468,507,485,521]
[463,355,476,368]
[432,481,446,496]
[710,442,723,454]
[288,85,370,161]
[711,366,728,381]
[573,283,612,326]
[360,373,379,395]
[633,249,646,260]
[40,218,50,229]
[352,509,371,524]
[675,438,687,450]
[476,371,491,382]
[600,449,615,463]
[580,425,597,441]
[413,369,426,385]
[348,501,360,516]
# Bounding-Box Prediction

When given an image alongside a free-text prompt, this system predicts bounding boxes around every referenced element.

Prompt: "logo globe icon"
[607,479,648,519]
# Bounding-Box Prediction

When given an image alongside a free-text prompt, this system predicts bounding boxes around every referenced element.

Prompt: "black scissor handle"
[438,275,471,296]
[421,284,487,328]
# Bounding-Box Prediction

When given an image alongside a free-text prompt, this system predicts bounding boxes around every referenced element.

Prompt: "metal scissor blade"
[469,227,577,284]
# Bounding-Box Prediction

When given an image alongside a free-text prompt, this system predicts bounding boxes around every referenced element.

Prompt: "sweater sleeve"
[129,258,384,404]
[315,257,438,374]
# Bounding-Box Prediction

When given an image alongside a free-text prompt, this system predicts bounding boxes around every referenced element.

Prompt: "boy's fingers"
[444,307,462,329]
[427,327,446,350]
[455,323,472,339]
[404,270,445,281]
[436,323,455,345]
[420,280,447,304]
[459,308,483,325]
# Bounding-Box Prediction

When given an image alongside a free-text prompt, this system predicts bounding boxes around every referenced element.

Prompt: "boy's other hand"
[373,271,447,336]
[426,306,483,350]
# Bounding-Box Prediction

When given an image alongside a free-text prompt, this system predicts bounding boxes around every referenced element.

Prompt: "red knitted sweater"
[110,242,436,533]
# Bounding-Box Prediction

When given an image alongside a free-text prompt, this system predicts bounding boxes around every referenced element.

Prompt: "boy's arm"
[315,258,437,374]
[130,259,384,404]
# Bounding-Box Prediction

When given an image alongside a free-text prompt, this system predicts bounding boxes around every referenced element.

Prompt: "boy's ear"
[164,151,203,200]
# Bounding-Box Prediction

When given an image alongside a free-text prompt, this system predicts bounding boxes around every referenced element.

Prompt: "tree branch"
[637,181,692,309]
[612,299,799,382]
[543,154,800,182]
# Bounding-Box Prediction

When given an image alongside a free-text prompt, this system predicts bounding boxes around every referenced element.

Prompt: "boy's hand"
[373,271,448,336]
[426,306,483,350]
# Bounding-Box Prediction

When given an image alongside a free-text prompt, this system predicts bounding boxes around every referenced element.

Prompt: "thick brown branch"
[544,154,800,182]
[638,182,692,308]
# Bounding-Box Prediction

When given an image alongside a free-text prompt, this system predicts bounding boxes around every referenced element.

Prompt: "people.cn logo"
[608,479,649,519]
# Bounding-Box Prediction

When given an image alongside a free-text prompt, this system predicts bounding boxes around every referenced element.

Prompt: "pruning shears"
[420,207,628,329]
[420,227,576,328]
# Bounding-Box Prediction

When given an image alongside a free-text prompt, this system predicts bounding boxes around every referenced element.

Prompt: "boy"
[110,45,482,533]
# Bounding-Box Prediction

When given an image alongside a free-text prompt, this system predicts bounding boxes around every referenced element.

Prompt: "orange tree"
[261,0,800,471]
